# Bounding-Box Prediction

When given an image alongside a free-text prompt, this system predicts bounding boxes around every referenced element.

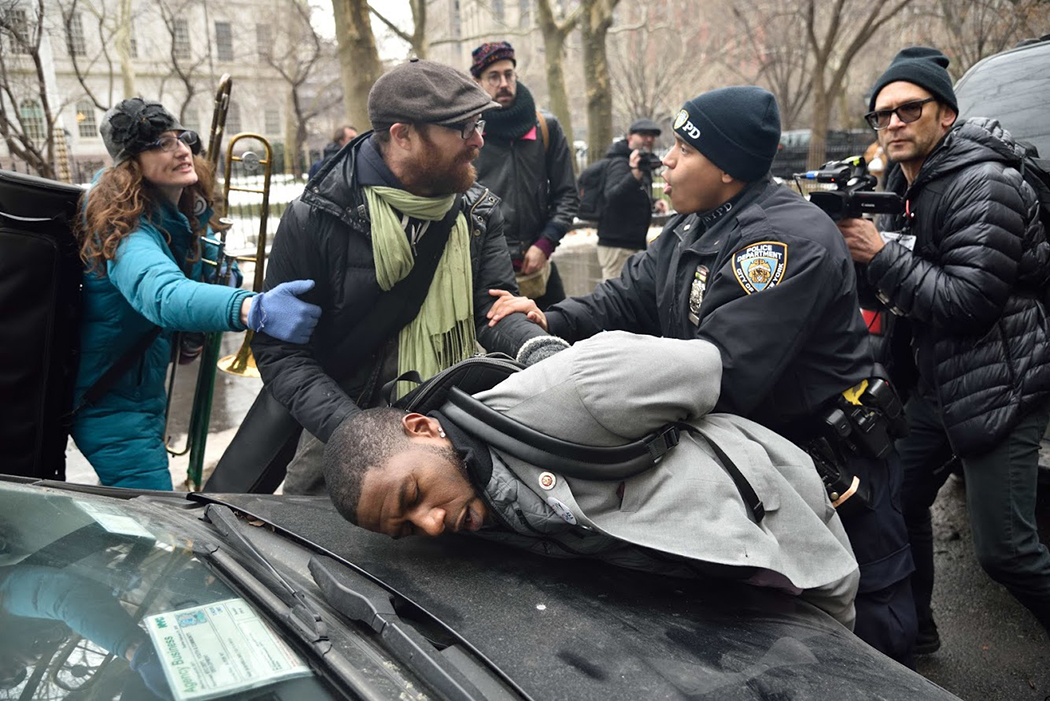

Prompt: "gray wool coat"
[472,331,860,627]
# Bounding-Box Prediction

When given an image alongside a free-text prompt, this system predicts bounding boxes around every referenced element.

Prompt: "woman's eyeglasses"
[864,98,937,130]
[146,131,202,155]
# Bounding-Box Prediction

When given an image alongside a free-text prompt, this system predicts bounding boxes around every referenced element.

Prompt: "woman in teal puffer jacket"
[72,98,321,490]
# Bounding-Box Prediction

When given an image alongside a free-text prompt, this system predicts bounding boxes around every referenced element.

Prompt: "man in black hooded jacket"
[838,46,1050,652]
[595,118,661,280]
[470,41,579,308]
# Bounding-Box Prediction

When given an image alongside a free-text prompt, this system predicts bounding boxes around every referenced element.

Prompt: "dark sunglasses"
[146,130,202,155]
[864,97,937,130]
[447,118,485,140]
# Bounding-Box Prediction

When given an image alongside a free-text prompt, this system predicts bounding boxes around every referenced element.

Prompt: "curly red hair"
[78,154,221,275]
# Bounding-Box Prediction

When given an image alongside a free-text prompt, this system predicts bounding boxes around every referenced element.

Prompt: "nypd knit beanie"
[672,86,781,183]
[869,47,958,113]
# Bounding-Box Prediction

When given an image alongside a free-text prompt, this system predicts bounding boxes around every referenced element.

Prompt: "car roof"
[955,38,1050,156]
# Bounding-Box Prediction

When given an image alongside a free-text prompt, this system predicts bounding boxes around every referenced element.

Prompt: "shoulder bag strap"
[329,194,464,381]
[71,325,162,416]
[535,110,549,153]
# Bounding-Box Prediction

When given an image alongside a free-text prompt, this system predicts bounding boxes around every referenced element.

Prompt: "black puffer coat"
[868,118,1050,456]
[252,133,546,443]
[597,139,653,250]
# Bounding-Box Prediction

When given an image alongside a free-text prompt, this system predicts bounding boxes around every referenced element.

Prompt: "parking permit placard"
[143,598,311,700]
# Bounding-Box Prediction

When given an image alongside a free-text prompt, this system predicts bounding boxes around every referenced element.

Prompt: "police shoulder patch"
[732,241,787,294]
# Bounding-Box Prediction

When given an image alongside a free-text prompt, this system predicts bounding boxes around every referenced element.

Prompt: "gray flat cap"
[368,58,499,128]
[629,118,661,135]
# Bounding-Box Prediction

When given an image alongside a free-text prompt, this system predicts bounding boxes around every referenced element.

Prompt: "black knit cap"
[672,86,780,183]
[369,58,499,128]
[868,47,958,112]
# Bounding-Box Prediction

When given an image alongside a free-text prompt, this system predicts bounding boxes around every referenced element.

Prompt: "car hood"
[197,492,958,701]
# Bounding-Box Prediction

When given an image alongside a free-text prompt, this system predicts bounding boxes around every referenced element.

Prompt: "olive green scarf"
[365,186,475,398]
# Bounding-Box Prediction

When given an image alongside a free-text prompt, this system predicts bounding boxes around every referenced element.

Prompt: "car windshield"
[956,44,1050,156]
[0,482,337,701]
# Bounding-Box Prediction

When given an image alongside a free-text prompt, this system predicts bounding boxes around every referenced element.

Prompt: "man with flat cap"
[470,41,579,308]
[488,86,917,664]
[210,59,557,495]
[595,117,663,280]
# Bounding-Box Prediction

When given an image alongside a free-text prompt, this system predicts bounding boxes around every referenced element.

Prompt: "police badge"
[732,241,787,294]
[688,265,708,325]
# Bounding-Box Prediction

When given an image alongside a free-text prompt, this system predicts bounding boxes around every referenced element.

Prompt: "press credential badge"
[144,598,310,700]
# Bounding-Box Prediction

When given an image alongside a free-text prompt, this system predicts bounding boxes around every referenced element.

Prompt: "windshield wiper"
[200,503,328,647]
[309,555,521,701]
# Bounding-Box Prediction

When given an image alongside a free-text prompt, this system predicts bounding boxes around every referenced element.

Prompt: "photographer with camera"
[595,118,662,280]
[837,47,1050,652]
[487,86,917,665]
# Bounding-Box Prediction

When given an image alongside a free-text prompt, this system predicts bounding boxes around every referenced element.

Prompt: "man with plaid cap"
[470,41,579,308]
[209,59,557,495]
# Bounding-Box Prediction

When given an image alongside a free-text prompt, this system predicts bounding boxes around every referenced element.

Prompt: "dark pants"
[534,262,566,310]
[897,389,1050,635]
[837,450,918,666]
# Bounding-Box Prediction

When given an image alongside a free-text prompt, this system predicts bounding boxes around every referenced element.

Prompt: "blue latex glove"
[247,279,321,344]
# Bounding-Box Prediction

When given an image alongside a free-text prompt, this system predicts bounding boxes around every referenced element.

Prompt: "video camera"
[637,150,663,171]
[794,156,902,221]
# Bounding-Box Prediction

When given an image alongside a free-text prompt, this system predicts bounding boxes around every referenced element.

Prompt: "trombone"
[163,74,275,490]
[216,132,274,377]
[164,74,232,472]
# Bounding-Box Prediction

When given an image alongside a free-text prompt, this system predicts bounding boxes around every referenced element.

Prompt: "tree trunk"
[581,0,619,167]
[284,91,298,176]
[807,85,829,170]
[535,0,579,149]
[117,0,135,97]
[332,0,382,130]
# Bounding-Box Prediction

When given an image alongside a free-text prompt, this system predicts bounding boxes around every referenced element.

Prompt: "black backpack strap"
[441,386,682,481]
[441,388,765,523]
[329,194,464,380]
[682,425,766,524]
[70,325,161,416]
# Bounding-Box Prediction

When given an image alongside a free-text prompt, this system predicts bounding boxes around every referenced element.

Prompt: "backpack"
[577,159,610,222]
[1017,141,1050,236]
[381,354,765,522]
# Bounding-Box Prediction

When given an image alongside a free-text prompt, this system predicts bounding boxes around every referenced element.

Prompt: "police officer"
[487,86,917,664]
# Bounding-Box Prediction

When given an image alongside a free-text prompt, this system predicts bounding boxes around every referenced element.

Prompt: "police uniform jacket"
[869,118,1050,457]
[252,133,546,444]
[546,175,875,437]
[467,331,860,627]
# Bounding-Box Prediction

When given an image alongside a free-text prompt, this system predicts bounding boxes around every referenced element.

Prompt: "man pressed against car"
[485,86,917,664]
[470,41,579,308]
[837,47,1050,651]
[323,332,861,627]
[211,59,552,495]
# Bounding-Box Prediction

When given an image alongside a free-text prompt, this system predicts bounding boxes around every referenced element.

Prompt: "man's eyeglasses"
[482,69,516,87]
[448,118,486,140]
[146,130,202,155]
[864,97,937,130]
